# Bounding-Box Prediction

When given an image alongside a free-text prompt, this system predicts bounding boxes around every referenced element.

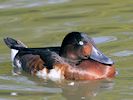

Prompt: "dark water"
[0,0,133,100]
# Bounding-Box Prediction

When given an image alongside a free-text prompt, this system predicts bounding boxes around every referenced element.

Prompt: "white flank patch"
[11,49,18,62]
[48,69,64,81]
[68,82,75,86]
[10,92,18,96]
[36,68,48,79]
[36,68,64,81]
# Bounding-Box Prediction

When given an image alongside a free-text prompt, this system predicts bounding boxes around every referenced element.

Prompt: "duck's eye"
[79,41,84,45]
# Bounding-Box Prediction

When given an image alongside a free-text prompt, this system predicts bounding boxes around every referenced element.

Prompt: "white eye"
[79,41,84,45]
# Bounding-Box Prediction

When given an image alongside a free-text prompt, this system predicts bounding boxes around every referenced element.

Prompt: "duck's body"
[4,32,116,81]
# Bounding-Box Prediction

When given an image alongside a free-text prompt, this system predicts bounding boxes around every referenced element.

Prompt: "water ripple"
[0,54,10,63]
[0,0,69,9]
[112,50,133,57]
[0,75,36,85]
[0,84,62,93]
[93,36,117,44]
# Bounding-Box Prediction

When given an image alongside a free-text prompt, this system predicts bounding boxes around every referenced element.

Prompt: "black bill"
[90,46,114,65]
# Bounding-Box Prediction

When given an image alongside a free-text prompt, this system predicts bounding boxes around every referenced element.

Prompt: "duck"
[4,32,116,81]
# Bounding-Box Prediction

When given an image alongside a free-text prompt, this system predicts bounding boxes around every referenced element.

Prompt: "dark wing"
[18,54,45,74]
[14,47,63,74]
[28,47,60,54]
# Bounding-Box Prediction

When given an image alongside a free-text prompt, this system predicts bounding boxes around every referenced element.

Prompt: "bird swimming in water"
[4,32,116,81]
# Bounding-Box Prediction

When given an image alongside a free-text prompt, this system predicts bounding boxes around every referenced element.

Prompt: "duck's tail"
[4,37,27,62]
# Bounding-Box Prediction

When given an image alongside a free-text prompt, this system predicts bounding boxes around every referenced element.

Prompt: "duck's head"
[60,32,114,65]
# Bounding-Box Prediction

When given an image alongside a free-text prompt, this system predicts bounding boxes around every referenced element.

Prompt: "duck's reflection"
[59,79,115,100]
[28,75,115,100]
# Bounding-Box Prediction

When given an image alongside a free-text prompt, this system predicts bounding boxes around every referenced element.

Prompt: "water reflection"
[0,54,10,63]
[0,84,62,93]
[93,36,117,44]
[0,74,115,100]
[0,75,36,85]
[112,50,133,57]
[59,79,114,100]
[0,98,13,100]
[0,0,69,9]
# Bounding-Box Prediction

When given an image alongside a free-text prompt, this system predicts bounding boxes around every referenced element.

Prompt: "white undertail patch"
[11,49,18,62]
[11,49,19,67]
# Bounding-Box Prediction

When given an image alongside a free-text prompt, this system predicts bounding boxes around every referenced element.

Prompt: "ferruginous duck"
[4,32,116,81]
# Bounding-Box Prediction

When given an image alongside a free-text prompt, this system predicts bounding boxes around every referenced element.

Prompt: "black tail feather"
[4,37,27,50]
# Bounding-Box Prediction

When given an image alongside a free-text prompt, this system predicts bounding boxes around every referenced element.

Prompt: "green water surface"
[0,0,133,100]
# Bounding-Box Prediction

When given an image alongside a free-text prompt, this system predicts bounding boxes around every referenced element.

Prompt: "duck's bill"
[90,46,114,65]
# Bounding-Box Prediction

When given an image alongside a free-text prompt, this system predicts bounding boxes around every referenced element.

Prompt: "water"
[0,0,68,9]
[112,50,133,57]
[0,0,133,100]
[93,36,117,44]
